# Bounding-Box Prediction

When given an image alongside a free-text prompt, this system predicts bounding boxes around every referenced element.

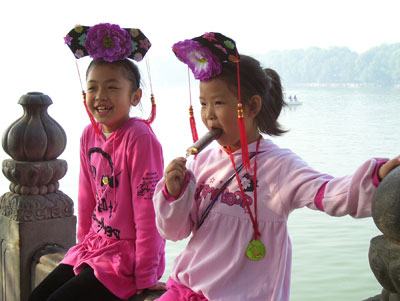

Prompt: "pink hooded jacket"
[62,118,165,299]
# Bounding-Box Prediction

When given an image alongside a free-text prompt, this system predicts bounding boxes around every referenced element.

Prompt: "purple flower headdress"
[173,32,251,171]
[64,23,156,135]
[64,23,151,62]
[172,32,238,81]
[172,39,222,81]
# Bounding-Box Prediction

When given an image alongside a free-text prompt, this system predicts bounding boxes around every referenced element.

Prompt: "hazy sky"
[0,0,399,166]
[2,0,399,89]
[2,0,399,93]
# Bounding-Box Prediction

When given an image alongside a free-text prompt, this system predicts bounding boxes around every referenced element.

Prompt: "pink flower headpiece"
[172,32,239,81]
[173,39,222,81]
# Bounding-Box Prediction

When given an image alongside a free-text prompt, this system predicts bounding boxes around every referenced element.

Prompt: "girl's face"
[86,64,142,133]
[200,78,260,148]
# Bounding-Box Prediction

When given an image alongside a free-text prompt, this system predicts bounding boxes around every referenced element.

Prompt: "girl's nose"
[205,106,216,120]
[96,87,107,100]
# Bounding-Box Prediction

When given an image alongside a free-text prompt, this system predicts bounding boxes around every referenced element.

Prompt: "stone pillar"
[368,166,400,300]
[0,92,76,301]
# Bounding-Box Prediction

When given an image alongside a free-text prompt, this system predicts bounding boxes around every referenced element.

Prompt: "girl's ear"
[247,95,262,118]
[130,88,142,106]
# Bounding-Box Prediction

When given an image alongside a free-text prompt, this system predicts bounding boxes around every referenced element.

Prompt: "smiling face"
[199,78,260,148]
[86,63,142,133]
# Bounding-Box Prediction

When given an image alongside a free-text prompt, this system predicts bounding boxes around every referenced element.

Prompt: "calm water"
[1,85,399,300]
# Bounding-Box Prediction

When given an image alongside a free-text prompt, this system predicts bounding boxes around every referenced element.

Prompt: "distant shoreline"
[287,83,400,88]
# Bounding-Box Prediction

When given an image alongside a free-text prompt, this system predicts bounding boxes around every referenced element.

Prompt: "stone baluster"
[368,166,400,301]
[0,92,76,301]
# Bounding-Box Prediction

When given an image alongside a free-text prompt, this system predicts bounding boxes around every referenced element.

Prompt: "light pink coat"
[154,138,383,301]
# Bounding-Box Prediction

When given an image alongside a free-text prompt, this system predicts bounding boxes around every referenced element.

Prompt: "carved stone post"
[0,92,76,301]
[368,166,400,300]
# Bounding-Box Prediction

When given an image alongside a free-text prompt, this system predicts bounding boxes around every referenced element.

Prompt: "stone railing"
[366,166,400,300]
[0,92,76,301]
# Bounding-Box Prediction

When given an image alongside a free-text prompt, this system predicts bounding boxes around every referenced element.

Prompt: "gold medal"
[246,240,266,261]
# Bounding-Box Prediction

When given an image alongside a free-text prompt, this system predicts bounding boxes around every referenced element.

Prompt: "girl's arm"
[153,167,197,241]
[280,154,390,218]
[77,134,96,244]
[129,133,165,291]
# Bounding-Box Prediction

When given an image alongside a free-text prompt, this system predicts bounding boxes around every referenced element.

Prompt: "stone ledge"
[31,244,166,300]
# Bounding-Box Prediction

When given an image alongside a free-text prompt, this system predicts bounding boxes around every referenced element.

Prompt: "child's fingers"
[166,169,186,183]
[379,155,400,180]
[164,157,187,178]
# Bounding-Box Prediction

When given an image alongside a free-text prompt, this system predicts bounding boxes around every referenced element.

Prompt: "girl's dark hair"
[216,55,287,136]
[86,59,141,91]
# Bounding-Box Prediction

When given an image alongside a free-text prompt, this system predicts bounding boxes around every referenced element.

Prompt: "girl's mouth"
[96,106,112,112]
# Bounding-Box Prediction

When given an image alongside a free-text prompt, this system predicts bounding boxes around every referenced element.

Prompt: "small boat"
[285,94,302,106]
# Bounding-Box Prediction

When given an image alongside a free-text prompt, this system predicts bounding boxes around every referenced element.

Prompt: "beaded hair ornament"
[172,32,251,170]
[64,23,156,136]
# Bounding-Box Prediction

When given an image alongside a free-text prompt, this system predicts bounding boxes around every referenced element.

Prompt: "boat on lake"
[285,94,302,106]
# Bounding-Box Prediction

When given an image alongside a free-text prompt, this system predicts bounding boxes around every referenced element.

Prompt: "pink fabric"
[313,158,387,212]
[314,181,328,211]
[62,118,165,299]
[156,277,208,301]
[372,158,388,186]
[153,139,383,301]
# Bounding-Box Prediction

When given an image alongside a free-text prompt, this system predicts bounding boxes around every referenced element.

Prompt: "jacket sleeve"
[128,132,165,290]
[153,170,199,241]
[77,132,96,243]
[279,153,384,218]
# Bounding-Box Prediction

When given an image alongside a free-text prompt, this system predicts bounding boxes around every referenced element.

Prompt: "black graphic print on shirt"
[88,147,121,239]
[136,171,159,200]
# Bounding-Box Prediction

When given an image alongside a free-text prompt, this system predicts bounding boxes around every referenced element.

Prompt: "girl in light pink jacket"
[153,32,400,301]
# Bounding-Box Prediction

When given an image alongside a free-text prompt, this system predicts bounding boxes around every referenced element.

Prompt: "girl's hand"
[379,155,400,180]
[164,157,187,198]
[136,282,167,295]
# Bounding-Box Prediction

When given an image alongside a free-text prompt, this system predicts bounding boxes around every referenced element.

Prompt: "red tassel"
[189,105,199,143]
[82,91,101,137]
[146,94,156,124]
[238,103,250,171]
[235,52,251,171]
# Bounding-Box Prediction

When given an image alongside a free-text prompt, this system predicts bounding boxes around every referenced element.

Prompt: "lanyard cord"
[198,154,255,229]
[228,137,261,240]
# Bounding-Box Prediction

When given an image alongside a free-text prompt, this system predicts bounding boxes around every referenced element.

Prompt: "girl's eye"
[87,86,96,91]
[215,100,223,105]
[200,102,206,107]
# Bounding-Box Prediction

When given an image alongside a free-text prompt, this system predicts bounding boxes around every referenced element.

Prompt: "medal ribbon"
[198,152,257,229]
[228,136,261,240]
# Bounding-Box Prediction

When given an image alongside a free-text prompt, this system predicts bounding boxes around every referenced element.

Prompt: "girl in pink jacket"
[153,32,400,300]
[29,23,165,300]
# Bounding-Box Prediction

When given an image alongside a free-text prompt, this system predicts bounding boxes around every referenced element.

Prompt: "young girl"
[152,32,400,300]
[29,23,165,300]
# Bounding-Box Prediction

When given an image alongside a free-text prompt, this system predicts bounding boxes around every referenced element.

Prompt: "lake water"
[1,84,399,300]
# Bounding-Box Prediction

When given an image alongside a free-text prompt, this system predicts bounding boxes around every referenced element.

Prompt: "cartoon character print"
[88,147,121,239]
[195,172,259,214]
[241,173,257,193]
